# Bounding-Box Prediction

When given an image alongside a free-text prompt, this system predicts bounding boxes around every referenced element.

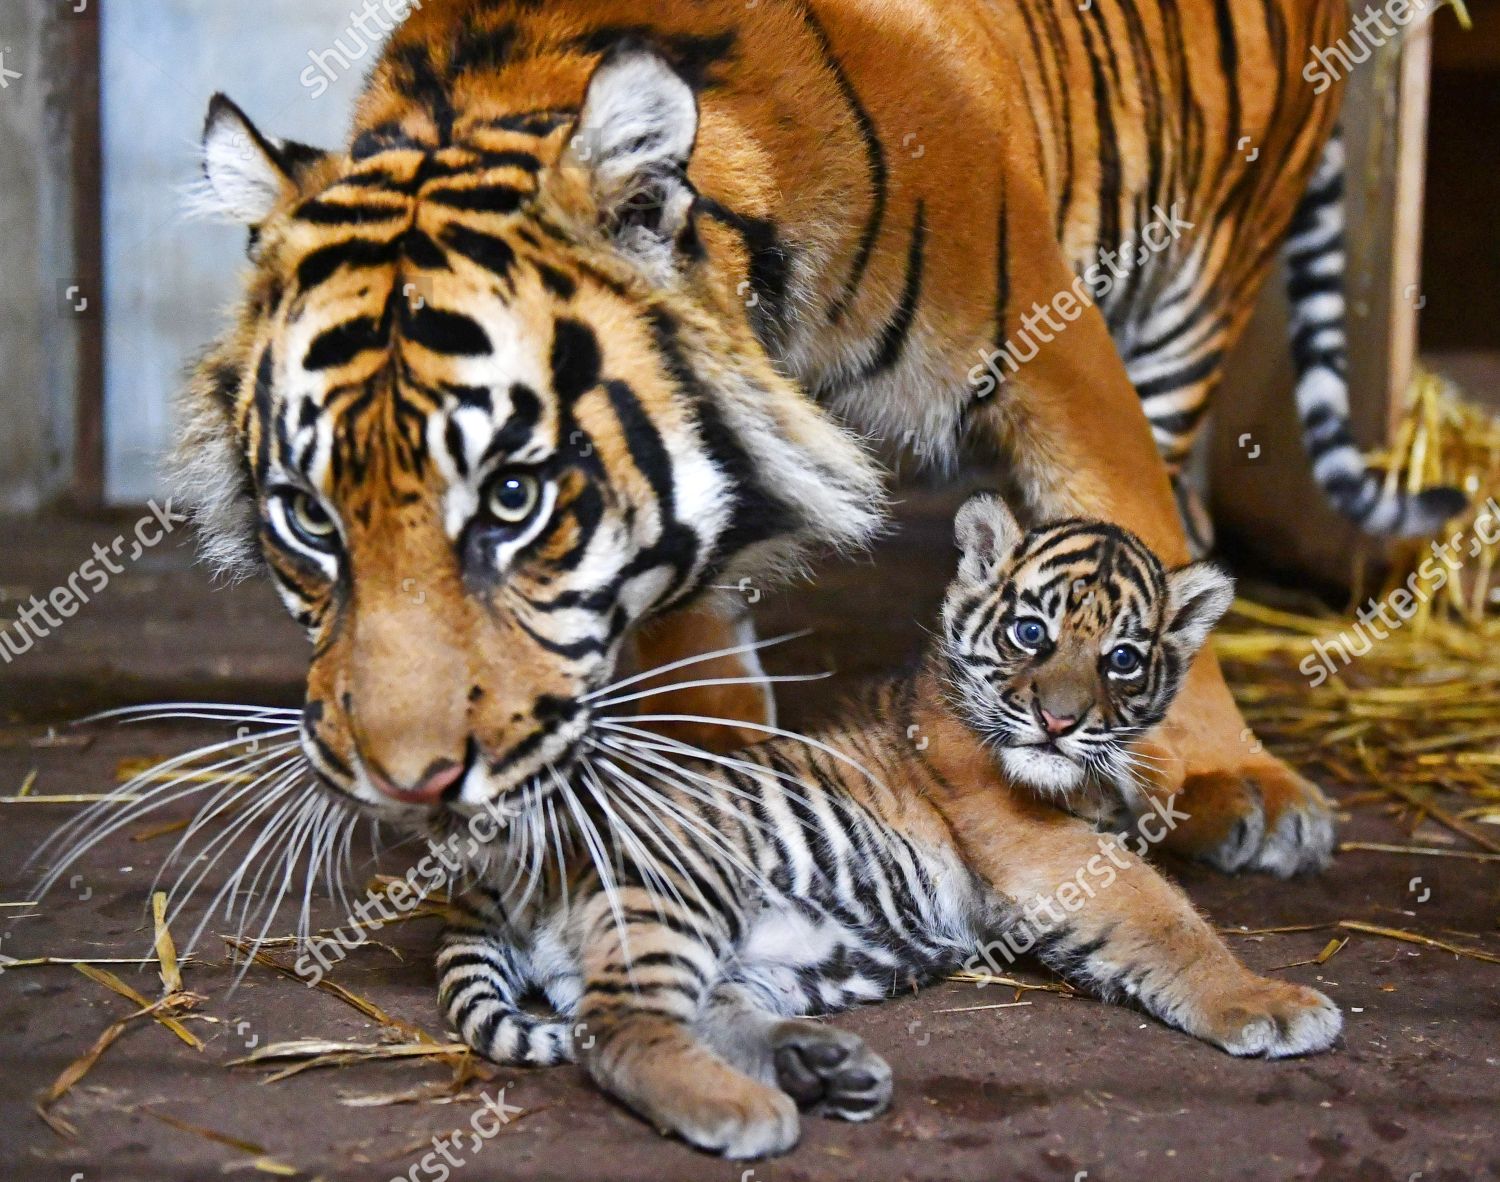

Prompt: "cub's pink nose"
[1039,708,1078,737]
[367,758,466,805]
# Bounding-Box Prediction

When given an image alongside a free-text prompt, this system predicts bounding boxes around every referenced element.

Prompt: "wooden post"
[58,2,105,508]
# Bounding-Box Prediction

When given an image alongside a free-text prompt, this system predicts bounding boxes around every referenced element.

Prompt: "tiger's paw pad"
[1209,980,1343,1058]
[771,1022,892,1122]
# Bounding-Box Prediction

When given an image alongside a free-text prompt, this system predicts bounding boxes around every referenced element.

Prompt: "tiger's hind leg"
[697,983,893,1122]
[1171,471,1215,559]
[621,600,775,754]
[944,790,1341,1057]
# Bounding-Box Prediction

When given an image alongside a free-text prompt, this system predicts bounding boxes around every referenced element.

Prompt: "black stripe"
[551,318,602,403]
[295,199,403,226]
[1135,349,1222,403]
[871,200,926,373]
[442,222,517,279]
[648,310,793,563]
[479,382,542,466]
[400,305,492,356]
[534,261,576,300]
[351,123,430,160]
[427,184,528,214]
[295,237,397,291]
[801,3,886,326]
[483,109,575,137]
[695,198,791,349]
[391,42,457,143]
[569,28,736,91]
[450,20,518,74]
[303,317,383,371]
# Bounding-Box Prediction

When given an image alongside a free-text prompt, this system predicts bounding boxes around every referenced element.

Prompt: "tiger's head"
[173,42,882,820]
[940,494,1234,799]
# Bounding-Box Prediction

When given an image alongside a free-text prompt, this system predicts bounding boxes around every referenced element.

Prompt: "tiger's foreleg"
[622,598,774,753]
[947,791,1341,1057]
[572,900,798,1158]
[977,176,1332,877]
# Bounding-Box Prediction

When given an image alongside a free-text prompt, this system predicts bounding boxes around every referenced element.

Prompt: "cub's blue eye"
[1108,645,1143,674]
[1010,618,1047,648]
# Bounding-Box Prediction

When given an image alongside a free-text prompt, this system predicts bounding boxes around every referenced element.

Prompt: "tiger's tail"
[1285,128,1466,536]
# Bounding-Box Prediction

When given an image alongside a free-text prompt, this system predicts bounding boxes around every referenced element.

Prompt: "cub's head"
[173,40,880,820]
[940,495,1234,798]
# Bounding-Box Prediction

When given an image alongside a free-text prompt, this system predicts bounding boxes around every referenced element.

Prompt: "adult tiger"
[176,0,1439,876]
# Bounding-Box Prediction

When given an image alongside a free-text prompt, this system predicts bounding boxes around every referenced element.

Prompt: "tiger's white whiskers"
[580,630,811,703]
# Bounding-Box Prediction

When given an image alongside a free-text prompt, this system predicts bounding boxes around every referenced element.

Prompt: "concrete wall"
[0,0,77,512]
[102,0,365,502]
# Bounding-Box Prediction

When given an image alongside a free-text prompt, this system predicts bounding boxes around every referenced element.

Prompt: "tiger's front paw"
[1170,756,1334,877]
[1202,977,1343,1058]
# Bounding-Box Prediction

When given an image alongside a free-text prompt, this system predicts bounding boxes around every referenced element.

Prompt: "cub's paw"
[663,1077,801,1159]
[1204,978,1342,1058]
[1177,757,1333,877]
[770,1020,893,1122]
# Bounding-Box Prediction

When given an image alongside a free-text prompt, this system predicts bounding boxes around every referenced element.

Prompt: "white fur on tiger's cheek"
[1001,747,1085,796]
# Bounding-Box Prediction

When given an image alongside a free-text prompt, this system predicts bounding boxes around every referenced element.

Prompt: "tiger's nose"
[366,756,467,805]
[1038,707,1079,737]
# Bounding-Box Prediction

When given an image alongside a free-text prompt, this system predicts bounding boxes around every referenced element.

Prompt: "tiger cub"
[436,495,1341,1158]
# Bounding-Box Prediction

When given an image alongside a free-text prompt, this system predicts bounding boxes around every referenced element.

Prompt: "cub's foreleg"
[438,895,574,1067]
[572,899,798,1159]
[950,795,1341,1057]
[697,982,893,1123]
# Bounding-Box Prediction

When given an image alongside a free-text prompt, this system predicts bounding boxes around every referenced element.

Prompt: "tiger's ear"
[567,43,699,258]
[1163,561,1235,663]
[954,493,1023,582]
[199,94,324,225]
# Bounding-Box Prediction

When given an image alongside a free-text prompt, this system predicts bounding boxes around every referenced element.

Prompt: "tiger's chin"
[998,745,1088,798]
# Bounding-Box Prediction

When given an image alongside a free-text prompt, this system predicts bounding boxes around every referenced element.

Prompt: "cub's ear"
[1163,561,1236,662]
[198,94,325,225]
[567,42,699,259]
[954,493,1023,582]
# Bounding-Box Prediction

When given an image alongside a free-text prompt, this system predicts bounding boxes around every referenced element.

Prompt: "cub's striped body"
[434,500,1340,1157]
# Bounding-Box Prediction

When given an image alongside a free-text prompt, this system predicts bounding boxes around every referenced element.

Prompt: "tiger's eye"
[1010,618,1047,648]
[485,472,541,525]
[1108,645,1142,674]
[288,491,338,547]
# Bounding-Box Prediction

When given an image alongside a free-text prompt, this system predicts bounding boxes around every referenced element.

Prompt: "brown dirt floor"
[2,490,1498,1182]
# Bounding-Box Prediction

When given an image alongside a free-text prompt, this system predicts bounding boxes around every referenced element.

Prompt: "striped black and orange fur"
[432,497,1340,1158]
[171,0,1438,877]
